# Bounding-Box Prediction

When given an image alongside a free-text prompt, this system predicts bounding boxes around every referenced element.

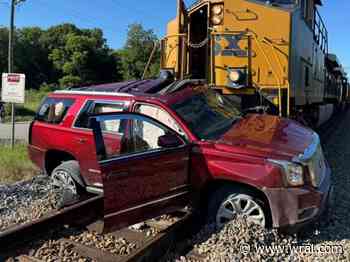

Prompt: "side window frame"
[91,113,187,163]
[132,102,188,139]
[73,99,128,130]
[36,97,75,125]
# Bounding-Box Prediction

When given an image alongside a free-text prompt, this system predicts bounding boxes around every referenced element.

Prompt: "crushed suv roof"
[55,79,207,100]
[71,79,170,95]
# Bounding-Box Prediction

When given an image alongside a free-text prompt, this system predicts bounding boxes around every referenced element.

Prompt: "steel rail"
[0,194,103,253]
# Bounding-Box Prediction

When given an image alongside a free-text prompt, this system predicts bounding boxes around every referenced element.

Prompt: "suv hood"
[212,114,315,160]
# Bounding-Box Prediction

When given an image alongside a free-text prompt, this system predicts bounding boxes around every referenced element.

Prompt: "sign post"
[1,73,25,148]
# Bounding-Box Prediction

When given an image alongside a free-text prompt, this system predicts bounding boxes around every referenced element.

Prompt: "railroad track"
[1,193,195,262]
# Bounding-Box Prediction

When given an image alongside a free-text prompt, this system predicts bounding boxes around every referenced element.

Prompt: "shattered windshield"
[171,89,241,140]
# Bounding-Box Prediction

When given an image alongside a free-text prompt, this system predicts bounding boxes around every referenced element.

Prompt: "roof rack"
[53,90,134,97]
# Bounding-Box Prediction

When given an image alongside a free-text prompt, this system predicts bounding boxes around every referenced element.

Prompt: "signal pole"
[8,0,15,148]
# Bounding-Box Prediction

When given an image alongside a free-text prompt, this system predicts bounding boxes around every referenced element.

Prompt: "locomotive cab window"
[301,0,314,26]
[189,5,209,79]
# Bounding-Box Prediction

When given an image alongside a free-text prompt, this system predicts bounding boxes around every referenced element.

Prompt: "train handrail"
[261,36,291,116]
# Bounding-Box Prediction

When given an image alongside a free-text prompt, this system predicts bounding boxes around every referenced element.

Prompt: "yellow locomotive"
[160,0,349,126]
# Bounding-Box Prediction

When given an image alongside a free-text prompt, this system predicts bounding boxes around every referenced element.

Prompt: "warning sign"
[1,73,25,104]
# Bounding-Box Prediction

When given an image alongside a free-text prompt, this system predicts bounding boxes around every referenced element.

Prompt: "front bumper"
[263,165,332,230]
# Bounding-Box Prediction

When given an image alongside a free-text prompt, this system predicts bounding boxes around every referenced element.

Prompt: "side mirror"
[157,134,183,148]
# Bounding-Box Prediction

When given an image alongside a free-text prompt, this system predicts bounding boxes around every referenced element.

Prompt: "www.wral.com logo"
[240,243,344,256]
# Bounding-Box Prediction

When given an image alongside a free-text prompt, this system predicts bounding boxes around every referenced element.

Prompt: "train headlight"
[211,4,224,25]
[212,15,223,25]
[229,70,243,83]
[268,159,305,187]
[212,5,223,15]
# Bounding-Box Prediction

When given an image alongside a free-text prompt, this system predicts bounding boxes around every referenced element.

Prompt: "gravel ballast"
[0,175,64,232]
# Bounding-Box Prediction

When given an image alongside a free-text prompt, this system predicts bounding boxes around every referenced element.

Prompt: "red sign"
[7,74,21,83]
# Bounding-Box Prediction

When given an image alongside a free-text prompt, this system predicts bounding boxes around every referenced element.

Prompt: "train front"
[160,0,328,121]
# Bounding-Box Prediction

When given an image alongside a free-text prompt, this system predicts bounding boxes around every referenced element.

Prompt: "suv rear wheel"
[208,185,268,228]
[51,161,82,197]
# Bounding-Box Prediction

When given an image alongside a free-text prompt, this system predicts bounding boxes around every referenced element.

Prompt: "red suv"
[28,80,333,232]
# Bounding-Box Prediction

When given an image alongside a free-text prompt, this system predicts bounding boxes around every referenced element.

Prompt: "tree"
[0,28,9,77]
[0,22,161,90]
[119,23,160,80]
[16,27,51,88]
[44,24,120,87]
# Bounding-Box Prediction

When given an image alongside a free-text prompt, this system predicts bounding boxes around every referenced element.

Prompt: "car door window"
[133,119,166,152]
[36,98,75,124]
[93,103,124,133]
[92,114,185,161]
[75,101,125,130]
[135,104,186,137]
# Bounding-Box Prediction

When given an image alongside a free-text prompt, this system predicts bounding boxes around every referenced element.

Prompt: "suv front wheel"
[51,161,83,199]
[208,185,268,228]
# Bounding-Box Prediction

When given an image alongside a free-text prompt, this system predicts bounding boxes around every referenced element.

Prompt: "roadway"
[0,122,30,142]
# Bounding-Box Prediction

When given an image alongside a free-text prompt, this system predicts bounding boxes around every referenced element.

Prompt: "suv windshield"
[171,88,241,140]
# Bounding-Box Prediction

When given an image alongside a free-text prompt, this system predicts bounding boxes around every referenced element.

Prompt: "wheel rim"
[216,194,266,228]
[52,170,77,195]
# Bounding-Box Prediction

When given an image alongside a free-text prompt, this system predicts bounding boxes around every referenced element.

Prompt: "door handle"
[76,138,87,144]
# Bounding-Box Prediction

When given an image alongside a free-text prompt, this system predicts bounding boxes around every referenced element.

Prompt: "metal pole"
[8,0,15,149]
[142,41,158,80]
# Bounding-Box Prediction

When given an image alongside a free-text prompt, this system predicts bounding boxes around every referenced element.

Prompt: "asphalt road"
[0,122,30,142]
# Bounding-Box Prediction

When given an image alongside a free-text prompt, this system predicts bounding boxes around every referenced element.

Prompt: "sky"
[0,0,349,73]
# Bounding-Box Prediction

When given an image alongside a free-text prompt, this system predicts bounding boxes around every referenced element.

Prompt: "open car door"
[90,112,191,233]
[161,0,188,79]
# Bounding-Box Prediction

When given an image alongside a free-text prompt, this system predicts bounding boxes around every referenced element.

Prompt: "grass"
[3,89,49,123]
[0,143,38,185]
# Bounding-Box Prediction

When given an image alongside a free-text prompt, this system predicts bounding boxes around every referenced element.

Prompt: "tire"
[51,161,84,199]
[207,185,269,229]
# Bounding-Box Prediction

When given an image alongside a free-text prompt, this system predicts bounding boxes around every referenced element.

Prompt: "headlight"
[212,5,223,15]
[269,159,304,187]
[212,15,223,25]
[227,69,247,89]
[229,70,243,83]
[211,4,224,25]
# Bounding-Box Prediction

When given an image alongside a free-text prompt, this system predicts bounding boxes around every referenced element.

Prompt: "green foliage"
[59,75,82,88]
[118,23,160,80]
[0,23,161,92]
[0,24,122,89]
